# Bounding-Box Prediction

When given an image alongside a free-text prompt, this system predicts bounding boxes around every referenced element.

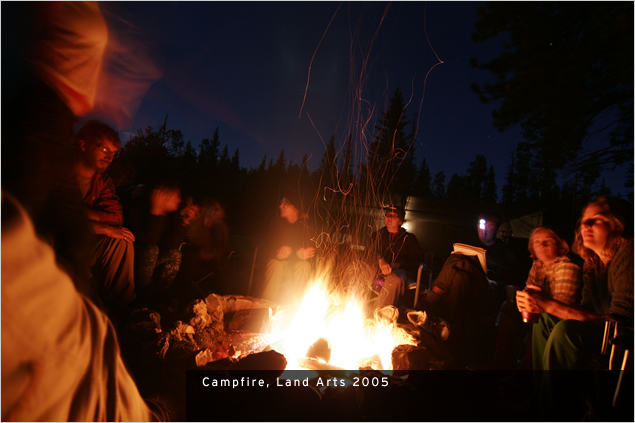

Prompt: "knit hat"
[279,188,302,211]
[385,205,405,222]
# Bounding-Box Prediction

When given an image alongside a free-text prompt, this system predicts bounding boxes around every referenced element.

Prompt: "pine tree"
[446,174,469,201]
[432,171,446,198]
[482,165,498,204]
[340,134,354,188]
[365,87,416,201]
[466,155,488,203]
[413,157,432,197]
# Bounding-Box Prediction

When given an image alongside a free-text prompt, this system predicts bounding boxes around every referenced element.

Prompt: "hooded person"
[261,190,316,305]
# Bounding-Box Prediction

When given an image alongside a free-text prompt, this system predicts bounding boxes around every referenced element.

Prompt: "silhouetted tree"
[482,165,498,204]
[446,173,468,201]
[413,157,432,197]
[471,2,633,175]
[432,171,446,198]
[365,87,416,201]
[466,154,488,202]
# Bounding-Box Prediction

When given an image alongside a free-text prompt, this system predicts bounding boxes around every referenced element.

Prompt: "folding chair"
[601,314,633,409]
[407,252,434,308]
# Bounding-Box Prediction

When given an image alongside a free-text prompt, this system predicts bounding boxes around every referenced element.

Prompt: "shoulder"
[403,229,418,242]
[610,239,634,273]
[530,259,543,269]
[552,255,577,267]
[614,239,634,261]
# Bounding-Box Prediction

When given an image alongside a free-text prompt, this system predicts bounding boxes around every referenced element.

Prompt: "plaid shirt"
[526,255,582,305]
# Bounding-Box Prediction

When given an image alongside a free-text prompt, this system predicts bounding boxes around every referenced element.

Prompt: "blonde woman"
[481,227,582,370]
[519,196,633,419]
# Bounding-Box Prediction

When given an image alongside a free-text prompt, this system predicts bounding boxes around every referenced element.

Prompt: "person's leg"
[154,248,182,292]
[261,259,286,303]
[532,313,562,371]
[375,269,406,309]
[134,244,159,289]
[538,319,605,420]
[92,236,136,305]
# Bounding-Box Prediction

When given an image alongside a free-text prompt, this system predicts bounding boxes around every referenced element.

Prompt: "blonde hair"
[572,196,626,267]
[528,227,569,260]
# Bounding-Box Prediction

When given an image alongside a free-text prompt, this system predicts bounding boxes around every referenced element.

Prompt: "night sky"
[87,1,629,197]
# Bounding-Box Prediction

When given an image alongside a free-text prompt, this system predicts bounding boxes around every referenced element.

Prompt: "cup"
[521,311,540,324]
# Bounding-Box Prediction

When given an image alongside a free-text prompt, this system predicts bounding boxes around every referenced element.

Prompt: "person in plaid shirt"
[473,227,582,371]
[521,227,583,306]
[518,197,633,419]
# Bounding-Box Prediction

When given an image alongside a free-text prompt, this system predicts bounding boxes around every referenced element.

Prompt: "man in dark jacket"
[261,192,316,305]
[370,206,423,309]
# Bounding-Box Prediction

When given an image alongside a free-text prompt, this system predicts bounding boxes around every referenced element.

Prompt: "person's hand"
[150,187,180,216]
[378,259,393,276]
[516,284,546,313]
[297,247,316,260]
[276,245,292,260]
[106,225,135,244]
[180,203,201,226]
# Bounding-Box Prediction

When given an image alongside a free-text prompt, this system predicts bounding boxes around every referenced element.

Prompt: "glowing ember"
[264,278,417,370]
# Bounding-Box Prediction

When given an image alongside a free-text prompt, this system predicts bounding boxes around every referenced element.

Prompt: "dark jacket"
[267,218,313,262]
[370,226,423,280]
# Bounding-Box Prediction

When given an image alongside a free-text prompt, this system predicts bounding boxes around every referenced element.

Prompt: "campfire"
[264,279,417,371]
[132,265,449,376]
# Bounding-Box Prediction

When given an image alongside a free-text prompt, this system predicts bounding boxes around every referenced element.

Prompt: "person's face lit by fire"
[478,219,499,246]
[530,230,558,265]
[279,198,299,222]
[580,203,611,255]
[80,138,118,173]
[384,212,402,234]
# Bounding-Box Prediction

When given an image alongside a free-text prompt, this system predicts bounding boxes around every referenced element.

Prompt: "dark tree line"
[109,1,633,242]
[109,77,630,244]
[471,2,633,205]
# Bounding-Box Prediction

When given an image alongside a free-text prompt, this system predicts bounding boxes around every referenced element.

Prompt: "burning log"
[298,358,345,372]
[391,344,433,375]
[357,354,383,370]
[306,337,332,363]
[229,349,287,372]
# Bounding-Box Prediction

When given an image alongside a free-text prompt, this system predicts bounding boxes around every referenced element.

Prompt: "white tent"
[499,211,543,239]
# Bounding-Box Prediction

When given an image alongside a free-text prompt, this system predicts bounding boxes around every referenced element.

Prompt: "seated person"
[517,196,633,419]
[186,199,229,262]
[481,227,583,370]
[368,206,423,310]
[261,192,315,305]
[126,182,201,299]
[73,121,136,306]
[477,211,524,287]
[2,192,155,421]
[425,211,521,367]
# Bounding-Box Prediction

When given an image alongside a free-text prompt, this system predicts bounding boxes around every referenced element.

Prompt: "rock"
[225,308,271,333]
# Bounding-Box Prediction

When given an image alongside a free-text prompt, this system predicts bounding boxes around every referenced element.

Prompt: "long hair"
[528,227,569,260]
[572,196,628,268]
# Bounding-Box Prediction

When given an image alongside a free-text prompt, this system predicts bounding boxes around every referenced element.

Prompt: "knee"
[550,319,582,342]
[544,319,587,360]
